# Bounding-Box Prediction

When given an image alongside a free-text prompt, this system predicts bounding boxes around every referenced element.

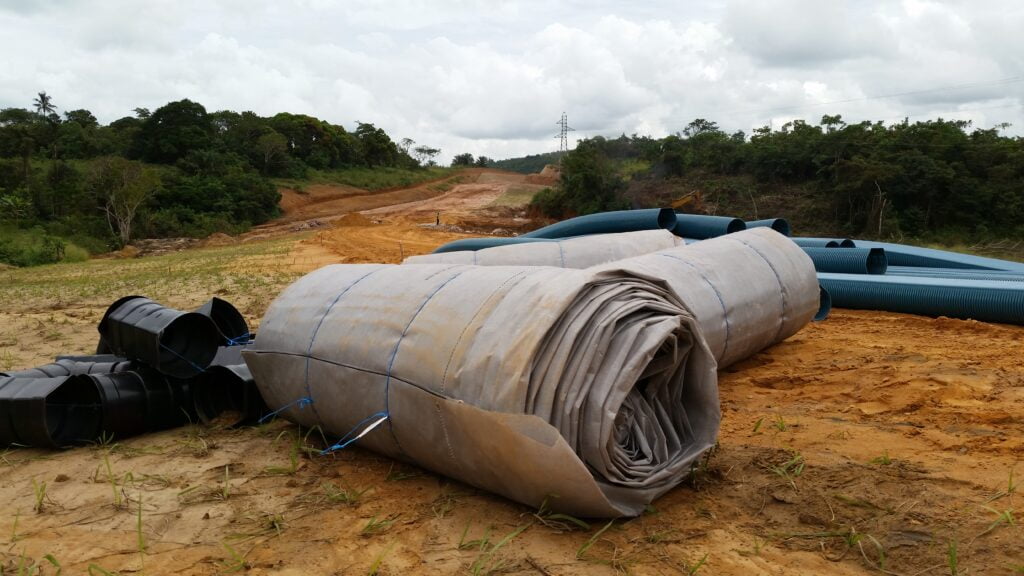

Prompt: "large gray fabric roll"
[243,264,718,517]
[595,228,820,368]
[410,228,820,370]
[402,230,682,267]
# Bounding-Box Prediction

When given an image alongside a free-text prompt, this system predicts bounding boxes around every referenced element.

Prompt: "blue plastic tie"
[226,332,252,346]
[258,396,313,424]
[321,411,389,454]
[158,342,206,374]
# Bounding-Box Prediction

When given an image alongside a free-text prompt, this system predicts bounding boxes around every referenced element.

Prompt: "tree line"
[534,116,1024,241]
[0,92,446,265]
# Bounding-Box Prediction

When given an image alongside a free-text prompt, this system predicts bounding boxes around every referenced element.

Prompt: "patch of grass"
[361,514,398,537]
[367,542,396,576]
[533,496,590,532]
[947,539,959,576]
[767,451,805,489]
[323,481,370,506]
[218,541,248,573]
[869,450,892,466]
[31,479,47,514]
[488,186,541,209]
[278,167,456,192]
[469,523,531,576]
[576,520,615,560]
[771,413,788,432]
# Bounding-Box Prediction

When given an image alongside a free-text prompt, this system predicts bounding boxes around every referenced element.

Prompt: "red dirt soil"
[0,169,1021,575]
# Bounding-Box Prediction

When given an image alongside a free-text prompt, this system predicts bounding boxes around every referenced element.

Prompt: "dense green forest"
[531,117,1024,243]
[0,92,440,266]
[492,151,563,173]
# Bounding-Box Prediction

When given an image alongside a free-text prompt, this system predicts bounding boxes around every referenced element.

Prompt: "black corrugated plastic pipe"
[803,247,888,274]
[194,297,251,346]
[193,364,268,427]
[97,296,220,378]
[0,376,103,448]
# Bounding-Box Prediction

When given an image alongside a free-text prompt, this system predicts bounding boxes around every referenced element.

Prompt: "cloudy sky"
[1,0,1021,162]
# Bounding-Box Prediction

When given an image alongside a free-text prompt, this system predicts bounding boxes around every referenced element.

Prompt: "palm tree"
[33,91,57,116]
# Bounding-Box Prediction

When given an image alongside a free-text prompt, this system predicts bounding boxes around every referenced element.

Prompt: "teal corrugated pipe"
[673,214,745,239]
[803,247,887,275]
[520,208,676,239]
[887,266,1024,283]
[746,219,791,236]
[793,238,856,248]
[853,240,1024,272]
[431,237,553,254]
[818,273,1024,325]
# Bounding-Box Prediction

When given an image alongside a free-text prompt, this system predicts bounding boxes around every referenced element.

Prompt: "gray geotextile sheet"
[243,264,718,517]
[406,228,820,369]
[403,229,682,268]
[594,228,820,368]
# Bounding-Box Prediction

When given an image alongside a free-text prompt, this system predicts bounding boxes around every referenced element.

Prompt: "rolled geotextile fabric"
[886,266,1024,282]
[853,241,1024,272]
[746,218,791,236]
[802,247,888,275]
[673,214,745,239]
[818,273,1024,325]
[0,376,103,448]
[793,237,857,248]
[593,228,822,368]
[244,264,718,517]
[404,230,682,267]
[520,208,676,239]
[97,296,220,378]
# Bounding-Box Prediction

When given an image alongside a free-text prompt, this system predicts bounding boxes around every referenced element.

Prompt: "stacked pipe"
[1,297,266,448]
[792,237,1024,325]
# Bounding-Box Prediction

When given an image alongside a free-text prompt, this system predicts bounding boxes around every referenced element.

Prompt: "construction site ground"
[0,169,1020,575]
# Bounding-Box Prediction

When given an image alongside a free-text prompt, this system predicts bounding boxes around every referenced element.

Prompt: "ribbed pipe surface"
[406,230,681,267]
[793,238,857,248]
[803,247,888,274]
[818,273,1024,325]
[887,266,1024,282]
[672,214,745,239]
[746,218,791,236]
[520,208,676,239]
[853,241,1024,272]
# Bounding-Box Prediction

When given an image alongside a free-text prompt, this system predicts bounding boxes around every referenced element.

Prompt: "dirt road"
[0,169,1021,575]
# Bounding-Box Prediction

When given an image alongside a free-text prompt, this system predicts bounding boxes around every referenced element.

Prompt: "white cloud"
[0,0,1021,164]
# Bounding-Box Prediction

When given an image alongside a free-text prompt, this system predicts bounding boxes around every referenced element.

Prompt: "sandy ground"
[1,170,1022,575]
